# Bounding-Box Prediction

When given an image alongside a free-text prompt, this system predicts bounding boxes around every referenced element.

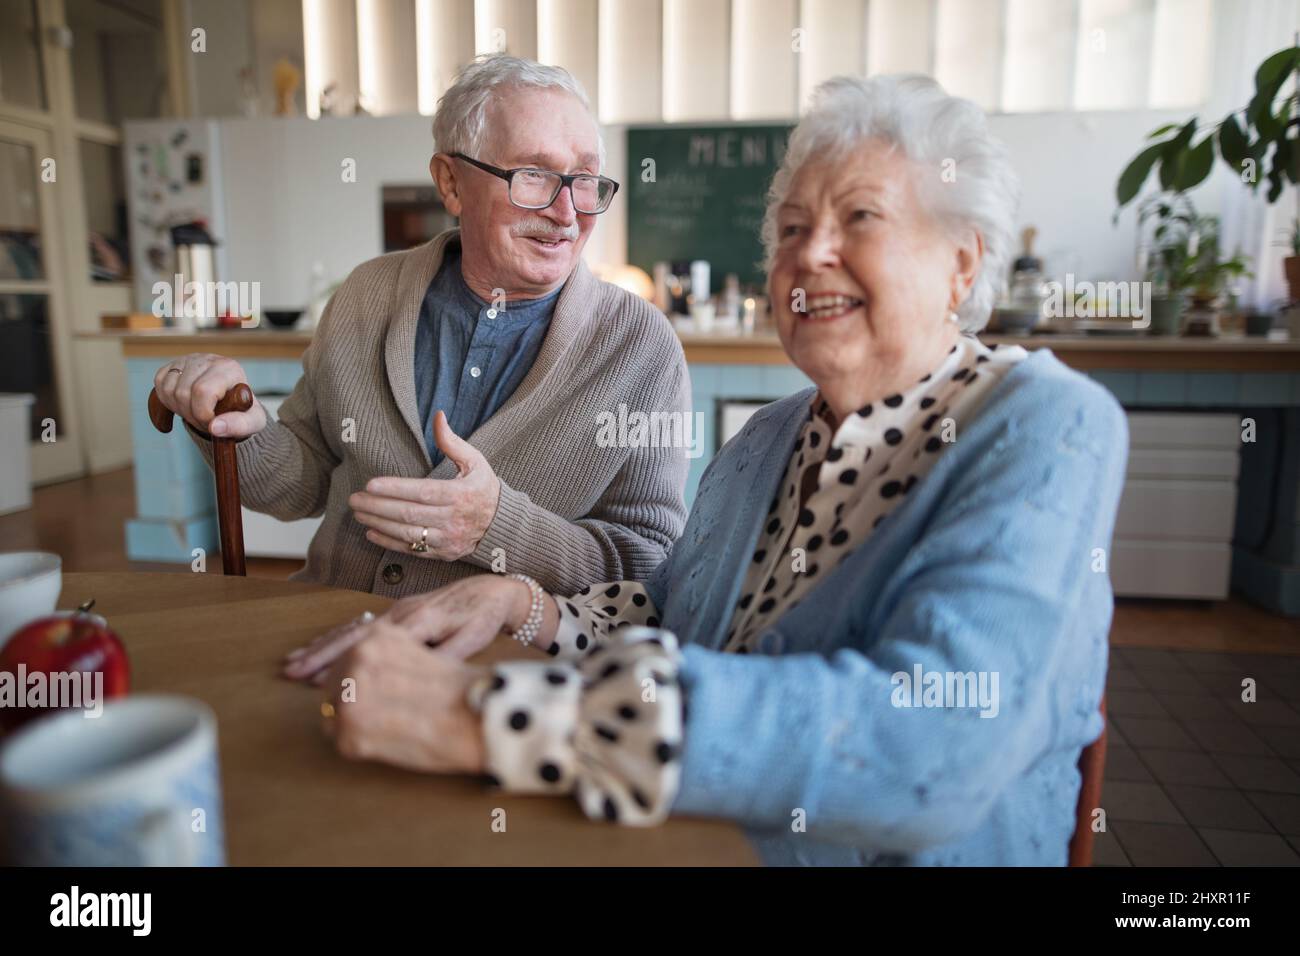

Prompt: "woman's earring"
[947,310,960,324]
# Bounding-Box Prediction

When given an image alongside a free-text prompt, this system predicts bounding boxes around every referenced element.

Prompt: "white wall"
[250,0,306,117]
[989,108,1222,286]
[217,113,637,306]
[216,108,1229,308]
[186,0,256,117]
[219,114,434,307]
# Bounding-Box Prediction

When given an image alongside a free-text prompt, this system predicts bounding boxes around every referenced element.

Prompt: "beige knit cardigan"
[189,229,690,598]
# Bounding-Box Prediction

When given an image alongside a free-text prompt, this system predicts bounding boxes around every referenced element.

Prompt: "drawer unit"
[1111,540,1232,600]
[1112,412,1240,600]
[1115,479,1237,541]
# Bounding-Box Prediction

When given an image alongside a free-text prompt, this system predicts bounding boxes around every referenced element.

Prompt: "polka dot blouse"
[467,334,1027,825]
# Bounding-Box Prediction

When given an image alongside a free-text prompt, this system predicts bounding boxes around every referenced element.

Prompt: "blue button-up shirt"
[414,248,559,468]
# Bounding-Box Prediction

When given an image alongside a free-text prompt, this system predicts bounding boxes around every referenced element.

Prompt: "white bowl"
[0,552,62,651]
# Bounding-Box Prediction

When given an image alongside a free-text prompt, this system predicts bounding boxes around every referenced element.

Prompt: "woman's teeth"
[804,295,863,319]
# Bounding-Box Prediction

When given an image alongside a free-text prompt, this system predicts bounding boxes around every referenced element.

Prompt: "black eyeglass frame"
[450,152,620,214]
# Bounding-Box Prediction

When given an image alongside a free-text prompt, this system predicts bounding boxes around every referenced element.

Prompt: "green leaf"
[1255,100,1283,140]
[1158,151,1180,190]
[1267,167,1283,202]
[1217,114,1250,174]
[1169,119,1198,152]
[1147,123,1179,139]
[1248,70,1289,136]
[1152,120,1198,193]
[1176,135,1216,191]
[1116,141,1167,207]
[1254,46,1300,96]
[1274,136,1297,186]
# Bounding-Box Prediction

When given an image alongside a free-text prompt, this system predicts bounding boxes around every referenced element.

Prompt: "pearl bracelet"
[507,573,545,646]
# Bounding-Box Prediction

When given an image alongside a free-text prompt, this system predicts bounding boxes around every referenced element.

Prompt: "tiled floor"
[1096,646,1300,866]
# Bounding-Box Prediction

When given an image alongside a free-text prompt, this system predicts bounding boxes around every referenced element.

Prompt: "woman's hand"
[320,620,487,775]
[282,575,532,683]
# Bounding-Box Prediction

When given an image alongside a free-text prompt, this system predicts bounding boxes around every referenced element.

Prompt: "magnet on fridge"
[186,152,203,184]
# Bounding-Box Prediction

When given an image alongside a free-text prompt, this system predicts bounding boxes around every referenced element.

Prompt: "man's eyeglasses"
[451,152,620,215]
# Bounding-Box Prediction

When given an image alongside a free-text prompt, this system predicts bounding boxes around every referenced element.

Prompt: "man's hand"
[152,353,268,438]
[349,410,501,560]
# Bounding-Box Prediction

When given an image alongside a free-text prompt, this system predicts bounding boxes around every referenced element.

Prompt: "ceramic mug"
[0,694,225,866]
[0,552,61,652]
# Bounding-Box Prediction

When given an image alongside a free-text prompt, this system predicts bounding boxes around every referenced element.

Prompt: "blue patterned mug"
[0,694,225,866]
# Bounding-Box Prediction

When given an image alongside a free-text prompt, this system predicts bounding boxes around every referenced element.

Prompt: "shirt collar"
[440,248,563,324]
[810,336,973,446]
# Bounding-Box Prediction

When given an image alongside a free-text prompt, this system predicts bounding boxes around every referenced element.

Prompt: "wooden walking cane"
[147,383,254,576]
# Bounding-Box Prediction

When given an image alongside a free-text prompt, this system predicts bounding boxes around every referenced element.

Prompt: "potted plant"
[1185,215,1252,306]
[1138,195,1196,334]
[1138,199,1252,334]
[1280,217,1300,301]
[1115,44,1297,314]
[1116,45,1297,209]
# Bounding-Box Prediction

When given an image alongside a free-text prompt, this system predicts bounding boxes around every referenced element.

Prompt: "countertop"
[81,325,1300,371]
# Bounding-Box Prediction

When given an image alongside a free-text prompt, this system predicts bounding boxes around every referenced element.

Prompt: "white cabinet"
[1111,412,1240,600]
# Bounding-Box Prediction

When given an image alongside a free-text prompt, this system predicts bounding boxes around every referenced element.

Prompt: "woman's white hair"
[433,54,604,170]
[762,74,1019,332]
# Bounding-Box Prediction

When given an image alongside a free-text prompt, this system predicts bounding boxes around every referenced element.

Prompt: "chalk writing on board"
[685,132,787,169]
[628,124,793,287]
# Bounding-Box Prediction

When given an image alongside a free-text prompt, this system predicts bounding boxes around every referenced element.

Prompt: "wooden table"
[55,572,758,866]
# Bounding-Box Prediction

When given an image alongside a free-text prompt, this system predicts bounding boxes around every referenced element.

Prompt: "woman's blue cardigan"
[647,348,1129,865]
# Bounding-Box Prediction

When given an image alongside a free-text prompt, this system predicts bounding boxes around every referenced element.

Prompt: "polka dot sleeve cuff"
[547,581,662,661]
[467,628,685,826]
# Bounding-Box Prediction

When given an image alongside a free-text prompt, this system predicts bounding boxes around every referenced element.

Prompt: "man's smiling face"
[434,86,602,300]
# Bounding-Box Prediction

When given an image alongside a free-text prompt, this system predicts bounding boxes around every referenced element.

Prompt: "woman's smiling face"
[769,137,974,393]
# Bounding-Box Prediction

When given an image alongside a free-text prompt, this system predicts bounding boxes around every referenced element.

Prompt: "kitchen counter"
[675,328,1300,370]
[94,319,1300,616]
[80,328,314,360]
[80,326,1300,371]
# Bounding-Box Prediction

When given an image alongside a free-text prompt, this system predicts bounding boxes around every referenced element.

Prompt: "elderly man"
[152,55,689,597]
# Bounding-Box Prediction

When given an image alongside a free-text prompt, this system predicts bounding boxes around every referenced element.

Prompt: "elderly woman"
[286,74,1128,866]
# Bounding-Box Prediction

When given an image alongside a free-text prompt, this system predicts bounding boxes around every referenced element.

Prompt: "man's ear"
[430,153,464,217]
[950,228,984,311]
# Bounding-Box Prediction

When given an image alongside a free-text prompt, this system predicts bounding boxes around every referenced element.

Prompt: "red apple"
[0,604,130,732]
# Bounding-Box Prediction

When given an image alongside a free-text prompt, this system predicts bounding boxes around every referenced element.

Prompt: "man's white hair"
[433,54,604,170]
[762,74,1019,332]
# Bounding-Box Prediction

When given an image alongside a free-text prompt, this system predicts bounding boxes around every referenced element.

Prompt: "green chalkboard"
[626,124,793,289]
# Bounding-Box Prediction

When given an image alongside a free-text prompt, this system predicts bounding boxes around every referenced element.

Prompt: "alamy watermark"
[890,665,1000,718]
[0,667,103,718]
[151,274,261,327]
[1042,274,1151,330]
[595,404,706,459]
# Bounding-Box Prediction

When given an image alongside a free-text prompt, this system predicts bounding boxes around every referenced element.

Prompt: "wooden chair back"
[1068,695,1108,867]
